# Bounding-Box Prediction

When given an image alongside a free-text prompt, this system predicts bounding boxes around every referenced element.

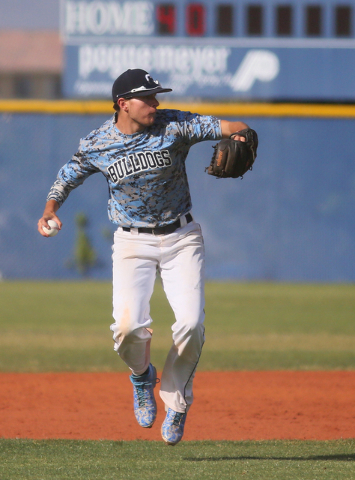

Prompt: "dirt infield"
[1,371,354,441]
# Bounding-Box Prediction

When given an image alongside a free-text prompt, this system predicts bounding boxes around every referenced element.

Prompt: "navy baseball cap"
[112,69,172,102]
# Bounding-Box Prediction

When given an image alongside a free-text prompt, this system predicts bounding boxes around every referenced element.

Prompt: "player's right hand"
[38,214,62,237]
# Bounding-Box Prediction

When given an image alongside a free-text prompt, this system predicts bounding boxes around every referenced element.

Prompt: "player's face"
[126,94,160,129]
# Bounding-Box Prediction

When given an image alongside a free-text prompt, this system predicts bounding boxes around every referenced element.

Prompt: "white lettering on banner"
[74,45,280,96]
[78,44,231,79]
[229,50,280,91]
[65,1,154,35]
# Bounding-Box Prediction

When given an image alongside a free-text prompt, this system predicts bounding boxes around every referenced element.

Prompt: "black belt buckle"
[147,219,179,235]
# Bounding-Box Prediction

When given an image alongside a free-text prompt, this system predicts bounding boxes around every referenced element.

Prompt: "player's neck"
[115,115,145,135]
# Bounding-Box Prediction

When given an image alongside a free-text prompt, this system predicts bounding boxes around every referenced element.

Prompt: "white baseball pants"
[110,218,205,413]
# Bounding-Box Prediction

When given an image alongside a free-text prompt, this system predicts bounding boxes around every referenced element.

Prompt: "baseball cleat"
[130,364,159,428]
[161,408,187,446]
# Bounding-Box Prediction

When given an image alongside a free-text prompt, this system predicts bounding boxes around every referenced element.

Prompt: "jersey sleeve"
[166,110,222,145]
[46,148,99,207]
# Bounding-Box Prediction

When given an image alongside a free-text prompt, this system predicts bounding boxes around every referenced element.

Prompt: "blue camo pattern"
[47,109,222,227]
[161,408,187,445]
[130,364,159,428]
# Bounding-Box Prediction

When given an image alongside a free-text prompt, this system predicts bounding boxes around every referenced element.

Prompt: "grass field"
[1,439,355,480]
[1,281,354,479]
[0,281,355,371]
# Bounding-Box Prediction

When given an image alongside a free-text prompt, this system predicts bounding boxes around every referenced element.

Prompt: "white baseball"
[42,219,60,237]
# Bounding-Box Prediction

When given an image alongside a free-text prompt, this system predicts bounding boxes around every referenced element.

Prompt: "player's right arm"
[37,148,99,237]
[38,200,61,237]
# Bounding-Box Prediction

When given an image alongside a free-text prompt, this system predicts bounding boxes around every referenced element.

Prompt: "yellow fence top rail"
[1,100,355,118]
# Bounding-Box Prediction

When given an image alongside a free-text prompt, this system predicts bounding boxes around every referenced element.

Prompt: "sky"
[0,0,60,29]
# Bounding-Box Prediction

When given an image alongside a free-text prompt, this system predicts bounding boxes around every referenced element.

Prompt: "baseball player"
[38,69,253,445]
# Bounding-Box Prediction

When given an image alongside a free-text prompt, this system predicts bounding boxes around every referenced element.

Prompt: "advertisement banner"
[63,40,355,100]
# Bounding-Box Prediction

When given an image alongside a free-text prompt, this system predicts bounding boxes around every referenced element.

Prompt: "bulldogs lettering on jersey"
[108,150,172,182]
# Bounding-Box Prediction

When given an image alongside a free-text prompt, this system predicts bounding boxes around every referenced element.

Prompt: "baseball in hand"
[42,220,60,237]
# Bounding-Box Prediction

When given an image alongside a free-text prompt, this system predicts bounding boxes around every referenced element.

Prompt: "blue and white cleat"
[161,408,187,446]
[130,364,159,428]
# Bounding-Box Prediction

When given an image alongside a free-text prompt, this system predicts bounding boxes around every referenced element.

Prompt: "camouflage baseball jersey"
[47,109,222,227]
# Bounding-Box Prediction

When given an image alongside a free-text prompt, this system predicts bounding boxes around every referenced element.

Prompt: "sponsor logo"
[78,44,230,81]
[75,44,279,95]
[230,50,280,91]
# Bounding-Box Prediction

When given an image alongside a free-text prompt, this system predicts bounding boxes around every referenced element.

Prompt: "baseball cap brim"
[118,86,172,99]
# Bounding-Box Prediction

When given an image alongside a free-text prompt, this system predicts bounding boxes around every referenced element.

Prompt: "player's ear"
[117,97,129,112]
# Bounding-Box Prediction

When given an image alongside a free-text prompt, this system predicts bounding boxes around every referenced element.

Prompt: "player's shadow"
[184,454,355,462]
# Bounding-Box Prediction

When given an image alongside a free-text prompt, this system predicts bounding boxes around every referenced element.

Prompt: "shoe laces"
[134,382,148,407]
[133,377,160,408]
[172,412,184,426]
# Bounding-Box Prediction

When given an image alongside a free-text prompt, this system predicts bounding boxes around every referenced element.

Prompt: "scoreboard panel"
[60,0,355,101]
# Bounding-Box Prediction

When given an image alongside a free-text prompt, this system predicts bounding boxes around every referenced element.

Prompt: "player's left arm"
[220,120,249,139]
[172,112,249,143]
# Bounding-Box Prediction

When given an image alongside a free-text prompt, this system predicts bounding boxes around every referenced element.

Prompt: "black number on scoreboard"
[335,6,352,37]
[276,5,293,36]
[216,4,234,35]
[306,5,322,36]
[247,4,263,35]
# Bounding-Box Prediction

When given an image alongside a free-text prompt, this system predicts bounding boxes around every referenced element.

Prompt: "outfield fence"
[0,101,354,280]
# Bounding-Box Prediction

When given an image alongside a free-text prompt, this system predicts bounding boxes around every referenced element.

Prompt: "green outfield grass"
[0,281,354,372]
[0,439,354,480]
